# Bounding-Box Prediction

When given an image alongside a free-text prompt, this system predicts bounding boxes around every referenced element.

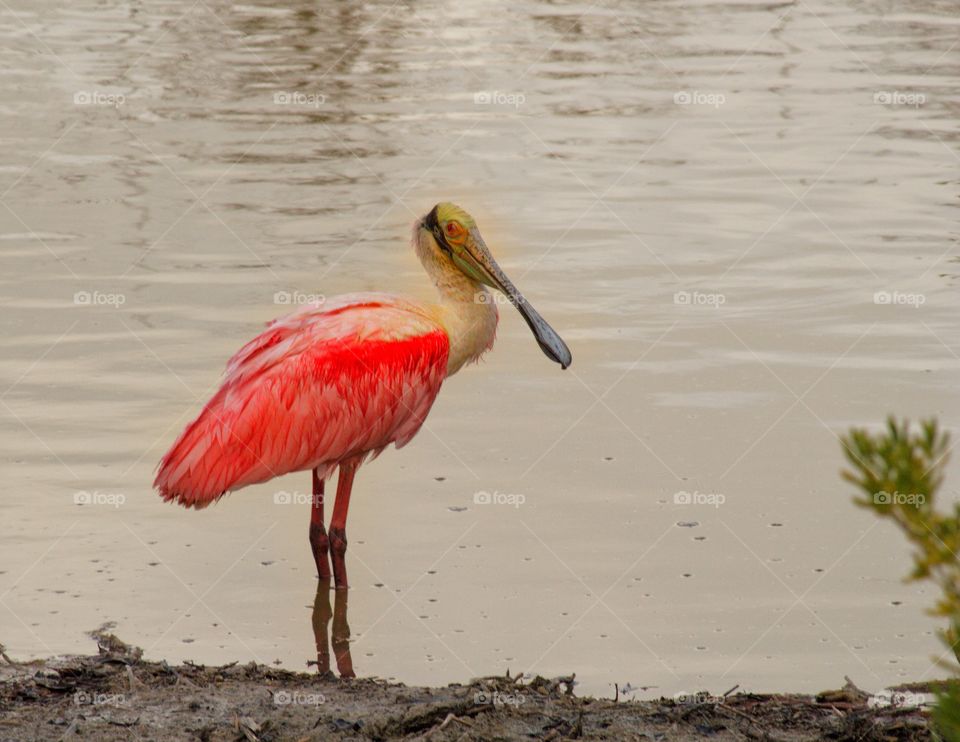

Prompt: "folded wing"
[154,294,449,508]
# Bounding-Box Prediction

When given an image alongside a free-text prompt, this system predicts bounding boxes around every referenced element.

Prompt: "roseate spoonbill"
[154,202,571,588]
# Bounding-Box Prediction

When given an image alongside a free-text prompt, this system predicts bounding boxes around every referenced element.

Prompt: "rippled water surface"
[2,0,959,698]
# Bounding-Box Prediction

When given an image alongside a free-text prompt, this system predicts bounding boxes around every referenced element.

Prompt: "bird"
[154,202,571,589]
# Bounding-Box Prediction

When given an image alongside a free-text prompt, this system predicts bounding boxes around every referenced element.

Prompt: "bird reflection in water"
[310,578,355,678]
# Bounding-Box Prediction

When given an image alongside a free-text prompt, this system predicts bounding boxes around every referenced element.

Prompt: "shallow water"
[1,0,959,699]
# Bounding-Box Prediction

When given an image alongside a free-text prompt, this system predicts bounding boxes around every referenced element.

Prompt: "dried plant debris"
[0,638,935,741]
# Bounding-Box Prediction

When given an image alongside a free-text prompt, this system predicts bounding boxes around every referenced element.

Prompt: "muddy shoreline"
[0,631,936,741]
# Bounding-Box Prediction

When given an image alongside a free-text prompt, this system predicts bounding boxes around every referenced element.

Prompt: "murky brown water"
[2,0,959,699]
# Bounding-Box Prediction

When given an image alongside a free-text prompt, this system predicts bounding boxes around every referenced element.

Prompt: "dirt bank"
[0,630,935,741]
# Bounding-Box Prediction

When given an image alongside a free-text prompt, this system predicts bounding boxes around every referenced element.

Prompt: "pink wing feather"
[154,294,449,508]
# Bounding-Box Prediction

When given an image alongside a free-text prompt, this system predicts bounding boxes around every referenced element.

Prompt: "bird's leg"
[332,582,356,678]
[329,457,359,590]
[311,577,333,677]
[308,468,331,580]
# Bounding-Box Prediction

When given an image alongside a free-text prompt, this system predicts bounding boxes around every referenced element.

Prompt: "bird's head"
[417,202,572,369]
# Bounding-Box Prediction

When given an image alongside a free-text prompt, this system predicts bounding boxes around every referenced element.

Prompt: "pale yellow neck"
[414,227,499,376]
[438,283,499,376]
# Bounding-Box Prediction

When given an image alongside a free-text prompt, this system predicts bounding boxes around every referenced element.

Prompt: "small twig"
[427,712,475,737]
[424,712,457,738]
[235,715,261,742]
[126,665,143,689]
[103,715,140,728]
[60,718,80,738]
[843,675,869,699]
[0,644,16,665]
[459,704,494,719]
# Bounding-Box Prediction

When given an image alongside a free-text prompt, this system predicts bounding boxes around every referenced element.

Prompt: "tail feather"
[154,388,253,508]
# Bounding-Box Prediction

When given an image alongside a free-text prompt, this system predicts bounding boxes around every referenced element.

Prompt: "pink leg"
[308,468,331,580]
[330,458,359,590]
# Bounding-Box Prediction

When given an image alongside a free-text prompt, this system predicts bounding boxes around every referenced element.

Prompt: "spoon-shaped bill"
[452,227,572,369]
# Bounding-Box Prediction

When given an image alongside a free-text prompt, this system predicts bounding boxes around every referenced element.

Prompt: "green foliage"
[936,682,960,741]
[841,416,959,738]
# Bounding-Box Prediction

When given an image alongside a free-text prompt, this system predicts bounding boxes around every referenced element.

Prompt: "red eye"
[446,223,458,235]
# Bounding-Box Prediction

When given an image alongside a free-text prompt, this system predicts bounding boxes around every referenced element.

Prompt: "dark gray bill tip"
[512,297,572,370]
[540,336,572,370]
